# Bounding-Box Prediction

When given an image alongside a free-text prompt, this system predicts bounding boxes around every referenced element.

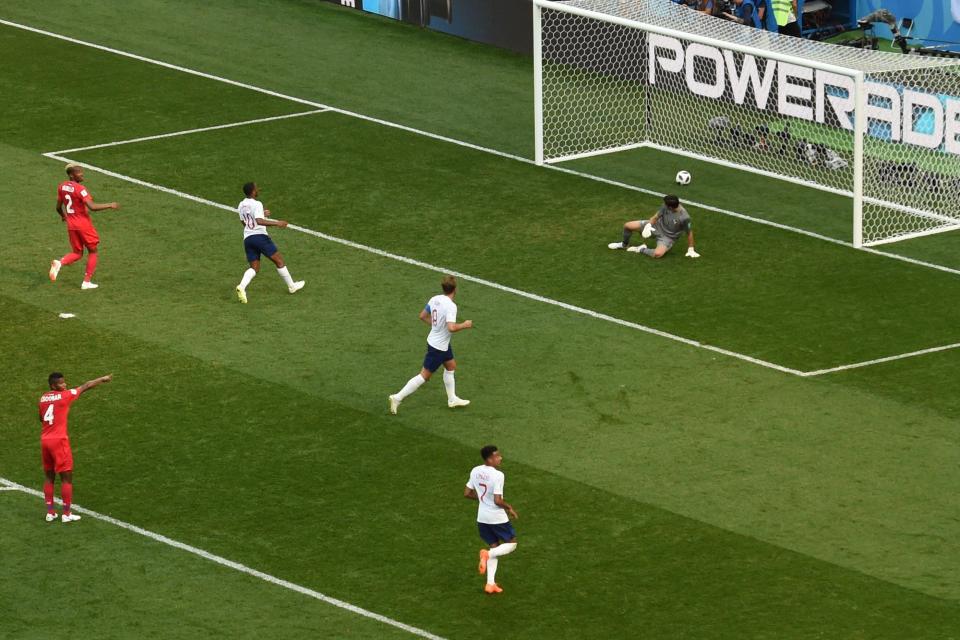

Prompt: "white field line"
[13,19,960,374]
[0,477,447,640]
[42,152,960,376]
[42,151,803,376]
[50,110,329,155]
[5,18,960,279]
[800,341,960,376]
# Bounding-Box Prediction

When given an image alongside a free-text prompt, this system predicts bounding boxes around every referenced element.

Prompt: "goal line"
[1,18,957,276]
[41,144,960,376]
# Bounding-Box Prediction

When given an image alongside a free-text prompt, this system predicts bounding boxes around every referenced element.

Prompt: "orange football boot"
[478,549,489,574]
[483,583,503,594]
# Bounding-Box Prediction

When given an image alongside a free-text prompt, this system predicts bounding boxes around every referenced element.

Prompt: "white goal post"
[533,0,960,247]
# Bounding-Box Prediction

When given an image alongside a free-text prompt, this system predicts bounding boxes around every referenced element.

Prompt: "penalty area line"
[47,109,329,155]
[0,476,448,640]
[801,341,960,377]
[40,152,804,377]
[4,18,960,281]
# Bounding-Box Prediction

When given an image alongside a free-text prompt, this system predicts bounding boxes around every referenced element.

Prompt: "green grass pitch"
[2,1,960,638]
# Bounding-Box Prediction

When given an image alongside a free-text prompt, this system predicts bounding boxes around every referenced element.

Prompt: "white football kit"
[425,294,458,351]
[238,198,269,238]
[466,465,508,524]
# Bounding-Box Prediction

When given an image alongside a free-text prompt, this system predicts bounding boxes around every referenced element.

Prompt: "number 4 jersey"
[38,388,80,440]
[467,465,509,524]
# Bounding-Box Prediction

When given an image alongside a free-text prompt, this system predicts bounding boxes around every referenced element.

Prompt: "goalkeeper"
[607,195,699,259]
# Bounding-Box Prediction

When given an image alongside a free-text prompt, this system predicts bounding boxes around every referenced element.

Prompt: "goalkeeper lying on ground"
[608,194,699,259]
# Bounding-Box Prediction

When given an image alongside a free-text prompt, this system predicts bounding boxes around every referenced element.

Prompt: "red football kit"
[38,387,81,473]
[57,180,100,251]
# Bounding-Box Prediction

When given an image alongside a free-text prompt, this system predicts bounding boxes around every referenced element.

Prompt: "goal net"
[533,0,960,247]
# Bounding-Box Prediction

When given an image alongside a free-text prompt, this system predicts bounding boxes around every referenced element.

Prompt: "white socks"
[277,266,295,288]
[443,369,457,401]
[238,268,256,290]
[487,543,516,585]
[396,374,426,400]
[487,557,499,585]
[489,542,516,559]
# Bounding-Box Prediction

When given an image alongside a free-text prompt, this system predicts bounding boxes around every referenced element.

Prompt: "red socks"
[44,482,55,513]
[60,252,83,266]
[61,482,73,515]
[84,253,98,282]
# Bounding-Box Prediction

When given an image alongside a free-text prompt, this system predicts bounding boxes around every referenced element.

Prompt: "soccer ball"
[675,170,692,185]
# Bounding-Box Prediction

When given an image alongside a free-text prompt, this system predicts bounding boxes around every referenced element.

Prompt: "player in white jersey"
[388,275,472,414]
[464,445,518,594]
[235,182,305,303]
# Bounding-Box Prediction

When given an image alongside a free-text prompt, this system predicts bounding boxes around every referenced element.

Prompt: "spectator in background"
[756,0,768,28]
[694,0,717,16]
[723,0,761,27]
[773,0,800,36]
[673,0,717,15]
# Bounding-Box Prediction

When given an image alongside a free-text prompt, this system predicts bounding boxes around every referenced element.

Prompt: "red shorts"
[68,227,100,252]
[41,438,73,473]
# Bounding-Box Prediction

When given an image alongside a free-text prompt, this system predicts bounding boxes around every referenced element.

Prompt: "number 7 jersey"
[38,388,80,440]
[467,464,509,524]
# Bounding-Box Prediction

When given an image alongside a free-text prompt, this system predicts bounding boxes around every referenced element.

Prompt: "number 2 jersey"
[38,388,80,440]
[466,464,508,524]
[57,181,94,231]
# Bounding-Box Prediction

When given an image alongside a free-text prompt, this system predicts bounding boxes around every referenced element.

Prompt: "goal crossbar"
[533,0,960,248]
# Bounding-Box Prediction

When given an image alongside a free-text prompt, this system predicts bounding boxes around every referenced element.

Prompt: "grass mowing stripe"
[42,151,805,377]
[50,109,329,154]
[0,476,448,640]
[5,17,960,281]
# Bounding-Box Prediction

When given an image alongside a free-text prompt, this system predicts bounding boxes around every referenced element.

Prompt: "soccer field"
[2,1,960,638]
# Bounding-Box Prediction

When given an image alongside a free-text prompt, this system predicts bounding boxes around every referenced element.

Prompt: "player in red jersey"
[48,164,120,290]
[38,371,112,522]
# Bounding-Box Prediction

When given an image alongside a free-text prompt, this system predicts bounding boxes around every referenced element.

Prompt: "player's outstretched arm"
[77,374,113,395]
[87,200,120,212]
[464,487,478,501]
[494,495,518,520]
[255,217,288,229]
[447,320,473,333]
[685,231,700,258]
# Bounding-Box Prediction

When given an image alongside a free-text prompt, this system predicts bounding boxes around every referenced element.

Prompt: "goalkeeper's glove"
[685,247,700,258]
[641,223,654,239]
